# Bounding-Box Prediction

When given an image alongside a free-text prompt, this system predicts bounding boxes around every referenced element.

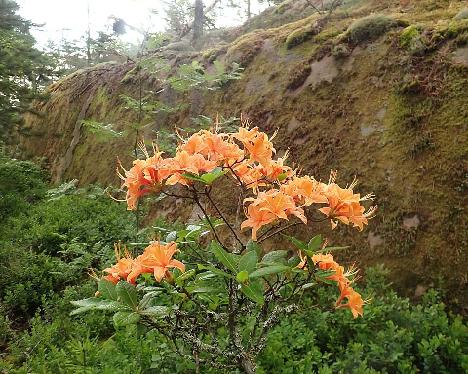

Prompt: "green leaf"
[181,173,205,183]
[236,270,249,283]
[288,255,301,267]
[308,235,323,252]
[98,279,118,300]
[200,168,227,184]
[283,235,308,251]
[210,241,238,273]
[166,231,177,242]
[140,306,170,318]
[186,285,220,293]
[70,298,124,315]
[239,250,257,273]
[277,172,288,181]
[138,291,162,310]
[116,281,139,310]
[197,264,235,279]
[113,311,140,327]
[241,280,264,305]
[249,265,290,279]
[176,269,196,283]
[246,240,262,257]
[261,250,288,264]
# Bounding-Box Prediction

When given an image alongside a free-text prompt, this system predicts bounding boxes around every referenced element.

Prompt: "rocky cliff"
[20,0,468,309]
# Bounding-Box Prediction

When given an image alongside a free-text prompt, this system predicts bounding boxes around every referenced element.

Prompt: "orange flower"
[312,252,364,318]
[103,244,134,284]
[240,203,277,240]
[243,132,276,167]
[319,175,376,230]
[259,155,293,181]
[166,151,218,186]
[282,176,328,206]
[127,241,185,283]
[335,286,364,318]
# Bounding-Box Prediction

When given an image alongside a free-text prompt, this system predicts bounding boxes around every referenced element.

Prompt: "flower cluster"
[311,253,364,318]
[118,125,376,240]
[103,242,185,284]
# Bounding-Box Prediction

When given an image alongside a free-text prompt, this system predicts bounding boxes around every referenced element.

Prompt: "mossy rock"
[285,20,324,49]
[454,8,468,21]
[285,61,311,90]
[225,31,265,67]
[399,25,427,55]
[344,14,401,44]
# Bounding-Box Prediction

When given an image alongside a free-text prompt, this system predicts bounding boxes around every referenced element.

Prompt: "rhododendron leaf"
[308,235,323,252]
[301,282,316,290]
[166,231,177,242]
[181,173,205,183]
[315,270,337,284]
[98,279,118,301]
[236,270,249,283]
[288,255,301,267]
[246,240,262,258]
[140,306,170,318]
[176,269,196,283]
[249,265,290,279]
[138,291,162,310]
[200,168,227,184]
[241,280,264,305]
[277,172,288,181]
[283,235,308,251]
[70,298,125,315]
[239,250,257,273]
[187,284,220,293]
[210,241,238,273]
[261,250,288,265]
[113,311,140,327]
[116,281,139,310]
[197,264,234,279]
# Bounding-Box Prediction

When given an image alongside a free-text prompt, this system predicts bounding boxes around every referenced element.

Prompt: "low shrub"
[345,14,399,44]
[0,157,46,223]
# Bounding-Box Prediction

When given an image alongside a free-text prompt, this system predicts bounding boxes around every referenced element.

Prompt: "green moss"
[285,21,322,49]
[285,61,311,90]
[399,25,427,55]
[332,43,351,58]
[226,31,265,67]
[453,8,468,20]
[345,14,399,44]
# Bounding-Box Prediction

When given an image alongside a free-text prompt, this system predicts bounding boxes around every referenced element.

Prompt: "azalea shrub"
[71,121,377,373]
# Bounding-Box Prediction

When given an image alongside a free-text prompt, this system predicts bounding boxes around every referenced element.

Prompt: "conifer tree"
[0,0,56,139]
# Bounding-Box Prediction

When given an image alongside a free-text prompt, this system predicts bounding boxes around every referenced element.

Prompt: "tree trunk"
[239,354,256,374]
[192,0,204,47]
[247,0,251,19]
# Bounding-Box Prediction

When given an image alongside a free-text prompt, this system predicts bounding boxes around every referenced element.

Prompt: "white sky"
[16,0,269,48]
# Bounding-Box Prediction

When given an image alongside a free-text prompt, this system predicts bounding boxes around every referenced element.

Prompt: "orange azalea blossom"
[181,130,244,165]
[233,126,276,167]
[103,244,135,284]
[127,241,185,283]
[281,176,328,206]
[258,154,293,181]
[335,286,364,318]
[319,174,377,230]
[311,253,365,318]
[240,203,277,240]
[166,150,218,186]
[242,189,306,239]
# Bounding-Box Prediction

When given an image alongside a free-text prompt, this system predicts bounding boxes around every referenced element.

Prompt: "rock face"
[20,0,468,307]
